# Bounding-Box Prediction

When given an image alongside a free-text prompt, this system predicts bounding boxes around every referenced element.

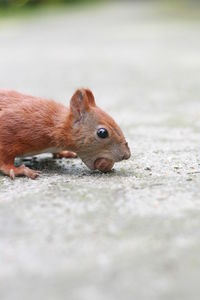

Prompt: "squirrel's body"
[0,90,71,157]
[0,89,130,179]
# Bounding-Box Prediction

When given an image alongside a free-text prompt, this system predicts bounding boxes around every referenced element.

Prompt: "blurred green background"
[0,0,200,16]
[0,0,104,18]
[0,0,200,7]
[0,0,100,6]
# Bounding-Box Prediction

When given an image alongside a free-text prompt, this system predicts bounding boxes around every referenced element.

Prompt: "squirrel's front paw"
[53,151,77,159]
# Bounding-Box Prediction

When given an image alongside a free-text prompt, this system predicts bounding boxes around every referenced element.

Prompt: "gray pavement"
[0,2,200,300]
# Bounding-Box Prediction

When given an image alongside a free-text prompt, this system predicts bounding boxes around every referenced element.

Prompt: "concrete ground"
[0,2,200,300]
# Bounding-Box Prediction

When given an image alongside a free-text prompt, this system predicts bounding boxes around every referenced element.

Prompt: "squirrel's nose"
[122,151,130,160]
[122,142,131,160]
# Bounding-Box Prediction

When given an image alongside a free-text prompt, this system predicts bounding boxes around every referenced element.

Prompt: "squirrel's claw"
[9,169,15,180]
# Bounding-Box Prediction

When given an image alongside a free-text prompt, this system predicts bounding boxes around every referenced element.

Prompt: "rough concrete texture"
[0,2,200,300]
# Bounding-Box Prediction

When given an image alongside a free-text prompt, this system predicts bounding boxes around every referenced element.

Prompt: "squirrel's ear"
[85,89,96,107]
[70,89,90,121]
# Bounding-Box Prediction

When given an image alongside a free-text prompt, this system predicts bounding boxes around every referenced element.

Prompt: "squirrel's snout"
[122,151,131,160]
[121,142,131,161]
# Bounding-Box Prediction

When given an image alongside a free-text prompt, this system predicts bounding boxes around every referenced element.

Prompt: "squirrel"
[0,88,131,179]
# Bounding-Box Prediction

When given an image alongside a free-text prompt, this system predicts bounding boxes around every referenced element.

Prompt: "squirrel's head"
[69,88,131,172]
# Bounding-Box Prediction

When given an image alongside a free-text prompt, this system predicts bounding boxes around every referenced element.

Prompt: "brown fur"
[0,88,130,179]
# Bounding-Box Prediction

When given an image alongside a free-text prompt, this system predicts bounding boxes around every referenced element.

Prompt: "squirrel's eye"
[97,128,109,139]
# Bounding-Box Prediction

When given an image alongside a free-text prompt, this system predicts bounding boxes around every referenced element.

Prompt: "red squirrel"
[0,88,131,179]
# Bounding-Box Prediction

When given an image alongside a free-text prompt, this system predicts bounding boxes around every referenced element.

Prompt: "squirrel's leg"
[0,161,41,180]
[53,151,77,159]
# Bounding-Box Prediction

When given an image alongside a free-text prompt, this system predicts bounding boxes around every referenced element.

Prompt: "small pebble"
[144,167,151,171]
[186,178,192,181]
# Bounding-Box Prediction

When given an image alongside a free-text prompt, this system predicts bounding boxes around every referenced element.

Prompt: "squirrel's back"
[0,90,38,110]
[0,89,68,116]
